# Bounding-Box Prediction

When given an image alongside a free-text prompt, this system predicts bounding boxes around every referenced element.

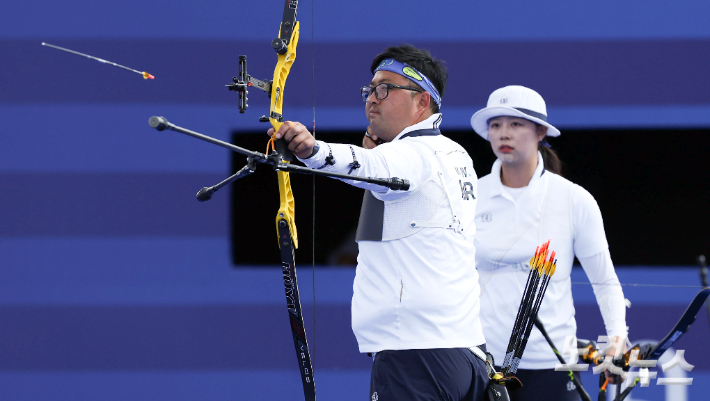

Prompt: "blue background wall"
[1,1,709,400]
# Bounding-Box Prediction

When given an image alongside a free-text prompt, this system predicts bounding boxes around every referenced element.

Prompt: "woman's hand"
[603,336,628,384]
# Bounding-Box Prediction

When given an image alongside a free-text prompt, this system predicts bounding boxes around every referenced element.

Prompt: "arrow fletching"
[501,240,558,376]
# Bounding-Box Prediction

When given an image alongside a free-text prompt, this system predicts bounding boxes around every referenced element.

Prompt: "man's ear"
[418,91,431,113]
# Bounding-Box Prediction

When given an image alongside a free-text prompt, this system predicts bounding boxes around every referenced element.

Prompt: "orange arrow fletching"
[530,246,540,268]
[142,72,155,79]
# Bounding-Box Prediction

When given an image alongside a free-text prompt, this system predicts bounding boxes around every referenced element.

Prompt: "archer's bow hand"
[267,121,317,159]
[603,335,628,384]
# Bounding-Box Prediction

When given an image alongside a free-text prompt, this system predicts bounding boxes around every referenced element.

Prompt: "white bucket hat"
[470,85,560,140]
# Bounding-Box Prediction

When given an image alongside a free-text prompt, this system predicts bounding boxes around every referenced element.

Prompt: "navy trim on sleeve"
[399,128,441,140]
[304,143,320,159]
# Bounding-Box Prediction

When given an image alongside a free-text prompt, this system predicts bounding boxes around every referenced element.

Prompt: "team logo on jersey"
[480,213,492,222]
[371,391,379,401]
[567,381,576,391]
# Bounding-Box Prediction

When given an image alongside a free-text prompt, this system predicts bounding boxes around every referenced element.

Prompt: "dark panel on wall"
[230,133,365,266]
[541,128,710,265]
[441,129,710,266]
[231,129,710,266]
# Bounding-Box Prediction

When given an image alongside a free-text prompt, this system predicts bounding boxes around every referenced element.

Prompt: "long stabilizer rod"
[148,116,410,191]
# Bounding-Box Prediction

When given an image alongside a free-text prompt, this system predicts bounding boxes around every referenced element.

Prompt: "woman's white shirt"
[475,152,627,369]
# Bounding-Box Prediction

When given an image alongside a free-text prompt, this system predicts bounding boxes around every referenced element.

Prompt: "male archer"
[268,44,488,401]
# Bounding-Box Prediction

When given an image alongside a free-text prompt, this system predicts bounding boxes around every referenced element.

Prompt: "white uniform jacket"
[298,114,486,353]
[475,152,627,369]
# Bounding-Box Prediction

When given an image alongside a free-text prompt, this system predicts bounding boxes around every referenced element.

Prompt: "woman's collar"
[490,151,546,196]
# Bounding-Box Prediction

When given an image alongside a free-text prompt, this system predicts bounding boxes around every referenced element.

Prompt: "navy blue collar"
[399,128,441,140]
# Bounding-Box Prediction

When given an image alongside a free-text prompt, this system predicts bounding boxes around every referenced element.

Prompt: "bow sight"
[226,56,272,118]
[226,0,297,122]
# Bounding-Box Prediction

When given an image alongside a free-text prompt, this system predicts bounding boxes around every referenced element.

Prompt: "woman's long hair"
[539,141,562,175]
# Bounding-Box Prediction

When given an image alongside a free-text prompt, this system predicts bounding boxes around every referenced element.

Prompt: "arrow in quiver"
[500,240,557,377]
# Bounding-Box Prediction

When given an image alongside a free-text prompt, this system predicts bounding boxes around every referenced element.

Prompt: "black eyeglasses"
[360,83,424,102]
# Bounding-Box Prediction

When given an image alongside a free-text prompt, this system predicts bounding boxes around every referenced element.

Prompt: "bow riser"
[271,20,300,249]
[270,21,300,129]
[277,171,298,248]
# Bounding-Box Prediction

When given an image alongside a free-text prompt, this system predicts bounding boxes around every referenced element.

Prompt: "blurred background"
[1,1,708,400]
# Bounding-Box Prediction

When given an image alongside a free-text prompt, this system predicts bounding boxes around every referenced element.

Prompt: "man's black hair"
[370,44,448,114]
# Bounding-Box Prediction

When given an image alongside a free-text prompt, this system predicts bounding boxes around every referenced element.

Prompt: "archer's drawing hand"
[362,127,383,149]
[268,121,317,159]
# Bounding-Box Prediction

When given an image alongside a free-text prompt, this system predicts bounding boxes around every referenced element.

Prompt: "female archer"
[470,85,628,400]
